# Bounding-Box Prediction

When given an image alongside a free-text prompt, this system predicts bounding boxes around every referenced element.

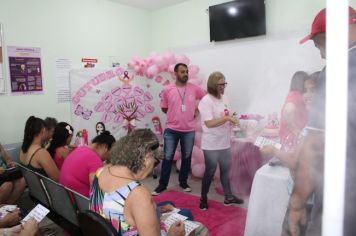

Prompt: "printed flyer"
[8,46,43,95]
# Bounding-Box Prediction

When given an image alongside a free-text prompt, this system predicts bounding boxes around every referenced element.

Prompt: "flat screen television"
[209,0,266,42]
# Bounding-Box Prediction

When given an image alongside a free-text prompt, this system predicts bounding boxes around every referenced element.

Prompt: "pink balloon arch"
[127,52,204,88]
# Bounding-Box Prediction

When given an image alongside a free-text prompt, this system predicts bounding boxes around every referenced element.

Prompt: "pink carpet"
[153,191,247,236]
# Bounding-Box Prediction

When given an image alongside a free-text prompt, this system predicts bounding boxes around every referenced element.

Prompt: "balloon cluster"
[127,52,204,86]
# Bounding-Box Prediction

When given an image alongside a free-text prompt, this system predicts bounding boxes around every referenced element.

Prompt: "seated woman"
[47,122,74,170]
[0,143,26,204]
[90,129,208,236]
[279,71,309,152]
[60,131,115,197]
[42,117,58,148]
[19,116,59,182]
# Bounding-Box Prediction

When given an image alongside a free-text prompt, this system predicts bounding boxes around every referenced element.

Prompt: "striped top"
[90,169,141,235]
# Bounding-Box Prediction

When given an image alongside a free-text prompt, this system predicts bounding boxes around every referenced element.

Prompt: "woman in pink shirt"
[279,71,309,152]
[198,72,244,210]
[47,122,74,170]
[59,131,115,197]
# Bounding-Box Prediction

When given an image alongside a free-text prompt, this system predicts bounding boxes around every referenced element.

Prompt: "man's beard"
[177,76,188,84]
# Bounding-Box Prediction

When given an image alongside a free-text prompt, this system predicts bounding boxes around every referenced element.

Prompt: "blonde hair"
[207,71,225,98]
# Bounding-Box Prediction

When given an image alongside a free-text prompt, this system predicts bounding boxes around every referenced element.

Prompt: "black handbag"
[0,166,23,184]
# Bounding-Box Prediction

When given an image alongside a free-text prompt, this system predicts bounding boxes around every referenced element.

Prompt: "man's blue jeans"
[159,128,195,187]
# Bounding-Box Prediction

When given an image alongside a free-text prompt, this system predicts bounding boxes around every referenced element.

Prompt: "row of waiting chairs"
[17,163,117,236]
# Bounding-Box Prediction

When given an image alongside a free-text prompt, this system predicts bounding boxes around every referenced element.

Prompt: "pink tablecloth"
[215,138,267,198]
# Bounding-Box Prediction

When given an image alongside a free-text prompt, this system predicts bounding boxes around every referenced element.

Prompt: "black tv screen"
[209,0,266,42]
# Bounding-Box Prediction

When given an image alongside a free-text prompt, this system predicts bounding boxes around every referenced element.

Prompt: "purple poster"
[8,46,43,94]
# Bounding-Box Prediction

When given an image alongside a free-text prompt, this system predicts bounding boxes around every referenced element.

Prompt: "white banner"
[70,67,171,141]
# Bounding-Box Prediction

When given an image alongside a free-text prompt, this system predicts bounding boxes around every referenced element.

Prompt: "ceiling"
[110,0,189,10]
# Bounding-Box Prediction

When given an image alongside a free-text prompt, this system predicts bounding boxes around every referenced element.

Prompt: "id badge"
[181,104,186,112]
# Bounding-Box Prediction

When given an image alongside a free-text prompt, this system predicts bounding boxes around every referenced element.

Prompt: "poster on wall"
[7,46,43,95]
[0,23,5,93]
[70,67,166,141]
[81,58,97,68]
[55,58,72,103]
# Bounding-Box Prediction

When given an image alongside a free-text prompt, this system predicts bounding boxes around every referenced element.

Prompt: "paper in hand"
[183,220,200,236]
[161,207,180,216]
[164,212,188,229]
[0,205,17,218]
[254,136,282,149]
[22,204,50,223]
[164,212,200,236]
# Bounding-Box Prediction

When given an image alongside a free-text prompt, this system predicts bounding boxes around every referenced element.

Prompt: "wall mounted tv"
[209,0,266,42]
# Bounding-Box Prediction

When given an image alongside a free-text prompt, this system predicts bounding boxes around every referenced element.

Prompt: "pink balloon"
[164,52,176,65]
[168,64,175,73]
[146,65,159,78]
[189,65,199,76]
[127,60,135,69]
[139,60,147,69]
[176,158,182,171]
[192,145,204,164]
[170,72,176,80]
[134,65,140,73]
[154,55,167,70]
[173,149,181,161]
[175,55,190,65]
[191,156,198,166]
[155,75,163,83]
[192,163,205,178]
[194,131,202,147]
[146,56,154,66]
[132,56,140,63]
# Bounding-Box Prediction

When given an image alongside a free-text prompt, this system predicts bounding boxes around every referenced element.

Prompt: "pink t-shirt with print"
[59,146,103,197]
[160,82,205,132]
[198,94,232,150]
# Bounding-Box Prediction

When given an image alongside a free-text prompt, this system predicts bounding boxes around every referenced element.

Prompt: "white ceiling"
[110,0,189,10]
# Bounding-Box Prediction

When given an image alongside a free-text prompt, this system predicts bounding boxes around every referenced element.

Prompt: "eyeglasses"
[217,82,228,87]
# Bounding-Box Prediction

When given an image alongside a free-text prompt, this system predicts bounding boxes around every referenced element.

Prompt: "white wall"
[149,0,356,117]
[1,0,355,143]
[149,0,329,51]
[177,34,322,117]
[0,0,151,143]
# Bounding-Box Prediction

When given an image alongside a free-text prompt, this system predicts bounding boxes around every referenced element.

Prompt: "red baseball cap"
[300,7,356,44]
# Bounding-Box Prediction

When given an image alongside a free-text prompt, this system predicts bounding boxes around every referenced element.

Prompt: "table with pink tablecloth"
[215,138,268,198]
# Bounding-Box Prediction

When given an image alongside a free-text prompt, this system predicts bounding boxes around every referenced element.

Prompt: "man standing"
[152,63,205,195]
[287,7,356,236]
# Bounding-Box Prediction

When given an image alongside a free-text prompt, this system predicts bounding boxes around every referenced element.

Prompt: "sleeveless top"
[90,169,169,236]
[26,148,48,177]
[90,169,142,236]
[54,148,64,170]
